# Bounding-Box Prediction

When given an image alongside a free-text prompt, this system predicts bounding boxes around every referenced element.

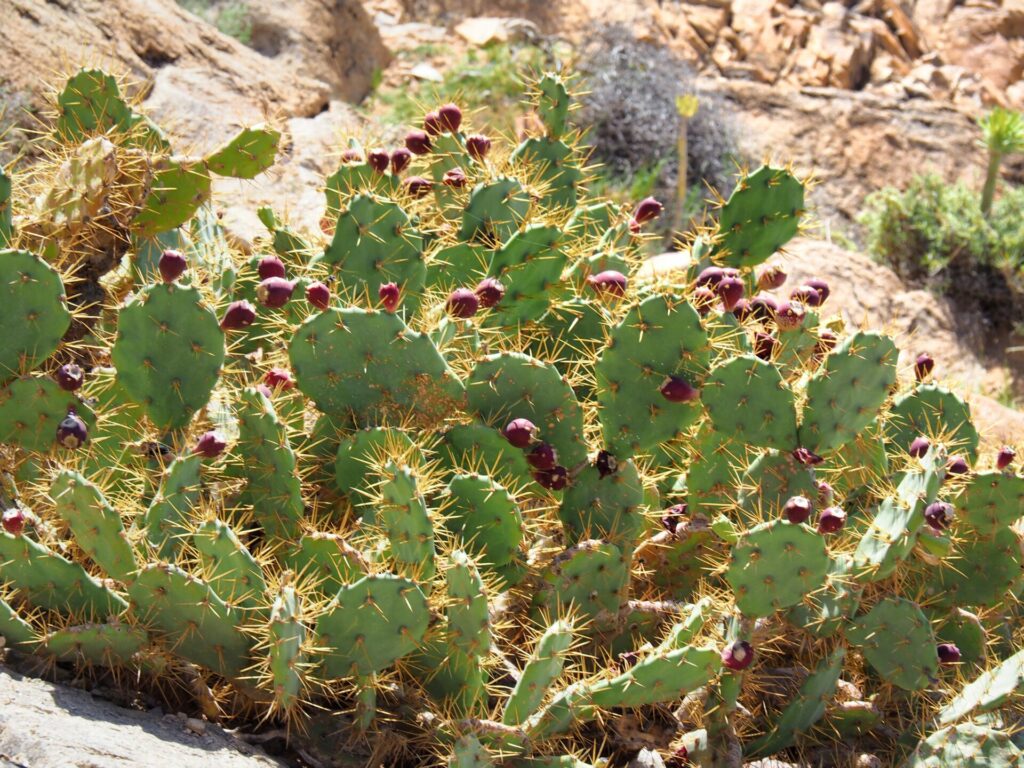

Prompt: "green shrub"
[177,0,252,44]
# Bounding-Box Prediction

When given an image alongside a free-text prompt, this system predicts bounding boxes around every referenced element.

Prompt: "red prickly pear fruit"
[423,111,443,135]
[660,375,699,403]
[257,255,286,280]
[443,167,468,187]
[390,147,412,173]
[731,298,750,320]
[475,278,505,308]
[264,367,295,391]
[716,275,744,311]
[257,277,295,308]
[533,465,568,491]
[754,332,778,361]
[792,447,824,466]
[691,286,716,315]
[909,436,931,458]
[817,506,846,533]
[774,300,806,331]
[340,148,363,163]
[947,455,970,475]
[721,640,754,671]
[790,284,822,307]
[783,495,812,524]
[914,352,934,381]
[55,363,84,392]
[503,418,537,448]
[632,197,663,224]
[466,134,491,160]
[56,411,88,449]
[378,282,401,312]
[816,480,834,506]
[403,176,433,198]
[595,450,618,478]
[757,265,787,290]
[368,148,390,173]
[1,508,25,536]
[221,300,257,330]
[405,129,432,155]
[748,294,778,321]
[447,288,479,318]
[804,277,830,303]
[816,329,838,355]
[695,266,725,288]
[159,249,188,283]
[924,501,954,530]
[586,270,628,297]
[937,643,961,664]
[305,281,330,310]
[997,446,1016,470]
[194,431,226,458]
[527,442,558,470]
[661,503,687,533]
[438,103,463,133]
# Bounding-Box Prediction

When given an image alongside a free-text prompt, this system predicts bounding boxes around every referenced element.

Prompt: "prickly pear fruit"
[595,450,617,478]
[55,364,84,392]
[997,446,1015,470]
[661,503,687,533]
[758,265,787,290]
[804,277,830,302]
[774,301,805,330]
[818,506,846,533]
[474,278,504,308]
[783,495,812,524]
[660,375,699,403]
[692,286,716,314]
[423,111,443,136]
[221,300,257,330]
[305,281,330,310]
[533,465,568,491]
[792,447,824,466]
[915,353,934,381]
[586,270,628,297]
[909,436,931,458]
[391,148,412,173]
[404,176,432,198]
[748,294,778,321]
[696,266,725,288]
[159,249,188,283]
[466,134,491,160]
[2,508,25,536]
[405,130,431,155]
[924,501,953,530]
[722,640,754,671]
[503,418,537,448]
[947,456,969,476]
[447,288,479,318]
[368,148,390,173]
[443,168,468,188]
[379,282,401,312]
[754,332,777,361]
[56,411,88,449]
[527,442,558,471]
[194,431,227,458]
[937,643,961,664]
[790,285,821,307]
[258,255,286,280]
[717,276,744,311]
[257,277,294,308]
[438,103,462,133]
[264,368,295,391]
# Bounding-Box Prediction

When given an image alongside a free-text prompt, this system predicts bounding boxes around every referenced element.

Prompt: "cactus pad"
[0,249,71,382]
[847,597,937,691]
[192,518,267,610]
[558,461,645,544]
[905,723,1022,768]
[702,356,798,450]
[51,470,136,582]
[535,540,628,623]
[43,622,148,665]
[204,125,280,179]
[889,385,979,462]
[444,474,524,580]
[459,178,530,244]
[957,470,1024,533]
[0,376,95,452]
[713,165,804,267]
[483,224,567,327]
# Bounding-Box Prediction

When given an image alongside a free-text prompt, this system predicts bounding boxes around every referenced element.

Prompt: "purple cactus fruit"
[616,650,640,669]
[340,148,363,163]
[55,363,84,392]
[379,282,401,312]
[193,431,226,458]
[527,442,558,471]
[256,277,295,308]
[633,197,663,224]
[503,418,537,448]
[805,277,831,303]
[443,167,468,188]
[721,640,754,671]
[947,455,970,475]
[466,134,492,160]
[256,383,274,399]
[665,745,689,768]
[306,281,331,310]
[816,480,834,506]
[909,436,931,458]
[757,265,787,290]
[730,298,750,320]
[263,367,295,391]
[403,176,433,198]
[792,447,824,466]
[817,506,846,533]
[56,410,88,449]
[774,301,806,331]
[691,286,716,315]
[754,332,778,361]
[405,129,432,155]
[390,147,412,173]
[586,270,628,298]
[446,288,479,318]
[661,503,687,533]
[914,352,934,381]
[816,329,838,357]
[257,255,286,281]
[716,276,744,312]
[437,103,463,133]
[368,148,390,173]
[997,446,1015,470]
[1,508,25,536]
[221,300,257,330]
[533,465,569,491]
[158,249,188,283]
[660,375,699,403]
[695,266,725,288]
[595,450,618,478]
[782,495,812,525]
[937,643,961,665]
[924,501,954,530]
[423,111,443,136]
[747,294,778,321]
[790,284,822,307]
[474,278,505,308]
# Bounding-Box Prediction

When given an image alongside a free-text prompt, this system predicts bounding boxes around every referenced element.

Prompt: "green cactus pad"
[535,540,628,624]
[0,376,95,453]
[558,462,644,545]
[234,388,304,542]
[411,637,488,716]
[112,283,225,429]
[904,723,1022,768]
[798,331,898,454]
[444,474,524,577]
[286,533,367,597]
[511,137,581,209]
[935,609,986,666]
[127,563,251,678]
[0,597,37,648]
[686,427,741,515]
[43,622,148,665]
[725,520,830,617]
[785,554,862,638]
[450,734,494,768]
[745,647,845,757]
[535,74,571,139]
[847,597,937,691]
[55,69,134,141]
[483,224,568,327]
[437,423,535,493]
[0,171,11,246]
[957,470,1024,533]
[317,194,425,312]
[637,529,713,602]
[51,470,136,582]
[425,243,489,291]
[324,161,399,214]
[289,307,464,429]
[467,352,587,469]
[459,178,530,245]
[267,584,306,713]
[0,249,71,382]
[334,427,415,502]
[595,295,710,458]
[888,384,979,462]
[316,574,430,678]
[0,532,127,619]
[133,161,212,238]
[141,455,202,561]
[937,648,1024,725]
[502,618,574,726]
[446,551,490,658]
[257,207,315,266]
[657,598,713,651]
[192,518,266,610]
[738,449,817,516]
[931,526,1021,608]
[378,462,436,584]
[702,356,798,450]
[204,125,280,179]
[713,165,804,267]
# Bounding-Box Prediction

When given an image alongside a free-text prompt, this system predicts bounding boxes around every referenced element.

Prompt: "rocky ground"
[1,0,1024,765]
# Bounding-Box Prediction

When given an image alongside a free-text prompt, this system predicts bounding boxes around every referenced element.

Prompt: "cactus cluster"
[0,68,1021,768]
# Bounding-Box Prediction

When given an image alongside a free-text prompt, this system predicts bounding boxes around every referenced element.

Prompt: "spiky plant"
[978,106,1024,216]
